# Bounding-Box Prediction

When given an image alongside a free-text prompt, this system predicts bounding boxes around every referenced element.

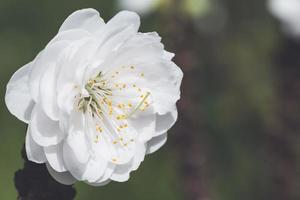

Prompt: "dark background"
[1,0,300,199]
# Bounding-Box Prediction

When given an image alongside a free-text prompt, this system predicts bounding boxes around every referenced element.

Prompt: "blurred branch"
[14,145,76,200]
[165,1,211,199]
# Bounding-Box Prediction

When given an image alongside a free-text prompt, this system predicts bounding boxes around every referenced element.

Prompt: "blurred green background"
[1,0,300,199]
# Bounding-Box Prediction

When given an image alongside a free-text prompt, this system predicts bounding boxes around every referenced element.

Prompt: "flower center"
[77,67,150,120]
[77,72,111,118]
[75,66,151,163]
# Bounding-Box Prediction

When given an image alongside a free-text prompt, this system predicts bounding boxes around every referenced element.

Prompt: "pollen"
[96,125,103,132]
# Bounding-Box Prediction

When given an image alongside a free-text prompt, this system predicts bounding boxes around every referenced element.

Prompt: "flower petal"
[29,40,70,103]
[129,114,156,142]
[25,125,47,163]
[30,104,64,146]
[63,111,90,180]
[139,61,182,114]
[82,158,108,183]
[48,29,91,47]
[44,143,66,172]
[46,163,77,185]
[59,8,105,33]
[110,143,146,182]
[146,133,168,154]
[88,179,111,186]
[93,163,115,185]
[94,11,140,60]
[154,105,178,137]
[5,62,35,123]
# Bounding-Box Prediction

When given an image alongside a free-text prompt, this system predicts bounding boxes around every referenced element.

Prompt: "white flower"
[118,0,160,15]
[268,0,300,36]
[5,8,183,186]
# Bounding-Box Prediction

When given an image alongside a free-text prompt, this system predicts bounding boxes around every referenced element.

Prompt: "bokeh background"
[1,0,300,199]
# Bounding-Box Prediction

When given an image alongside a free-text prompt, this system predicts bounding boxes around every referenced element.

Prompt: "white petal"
[29,40,70,102]
[39,61,60,120]
[94,11,140,60]
[44,143,66,172]
[63,111,90,180]
[56,38,98,91]
[46,163,77,185]
[25,125,46,163]
[82,158,108,183]
[110,165,130,182]
[93,163,115,184]
[101,32,163,71]
[5,62,35,123]
[88,179,111,186]
[146,133,167,154]
[141,61,183,114]
[163,50,175,60]
[129,114,156,142]
[110,143,146,182]
[30,104,64,146]
[105,10,140,34]
[154,105,178,137]
[63,138,88,181]
[59,8,105,33]
[49,29,91,46]
[64,129,89,165]
[131,142,147,171]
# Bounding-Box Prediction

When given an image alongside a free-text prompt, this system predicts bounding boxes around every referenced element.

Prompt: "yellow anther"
[140,73,144,77]
[138,88,142,92]
[117,128,121,132]
[128,103,132,108]
[133,84,136,88]
[115,71,119,74]
[112,158,117,162]
[122,84,126,88]
[117,115,126,120]
[96,125,102,132]
[130,66,135,69]
[113,140,118,144]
